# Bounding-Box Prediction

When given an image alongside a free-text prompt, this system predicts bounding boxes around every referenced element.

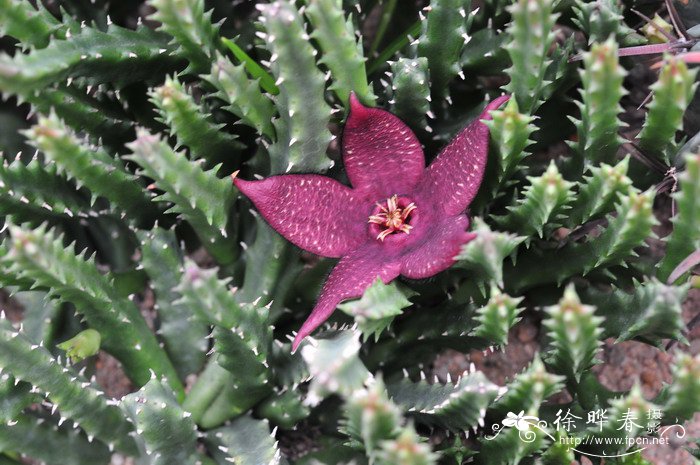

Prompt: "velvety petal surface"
[292,243,402,351]
[342,94,425,198]
[416,95,510,216]
[234,174,368,258]
[398,214,475,279]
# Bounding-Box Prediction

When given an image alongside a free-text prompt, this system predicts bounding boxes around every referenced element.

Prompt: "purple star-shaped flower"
[234,94,509,351]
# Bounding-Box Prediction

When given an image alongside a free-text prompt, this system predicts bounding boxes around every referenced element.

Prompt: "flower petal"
[417,95,510,216]
[399,215,475,279]
[234,174,368,258]
[292,243,402,351]
[342,94,425,197]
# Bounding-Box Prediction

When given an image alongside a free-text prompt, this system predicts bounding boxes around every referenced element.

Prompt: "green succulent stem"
[305,0,376,105]
[638,55,697,162]
[122,378,203,464]
[205,52,277,139]
[137,228,208,379]
[148,0,220,74]
[504,0,557,114]
[658,152,700,281]
[126,129,236,265]
[543,286,603,387]
[390,57,431,130]
[505,189,655,291]
[0,0,66,49]
[0,24,179,95]
[367,21,422,75]
[221,38,279,95]
[0,319,137,455]
[416,0,472,100]
[26,113,157,226]
[259,0,334,173]
[150,75,241,168]
[495,161,573,240]
[571,38,626,173]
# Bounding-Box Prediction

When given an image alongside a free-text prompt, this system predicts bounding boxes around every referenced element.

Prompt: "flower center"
[368,195,417,242]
